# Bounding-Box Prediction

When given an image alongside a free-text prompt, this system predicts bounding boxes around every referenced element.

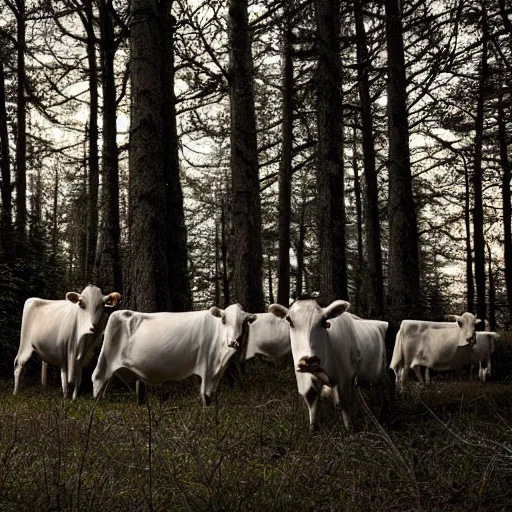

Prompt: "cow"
[269,299,360,431]
[14,285,121,399]
[91,303,256,405]
[320,314,390,411]
[389,313,480,392]
[422,330,498,384]
[242,312,291,362]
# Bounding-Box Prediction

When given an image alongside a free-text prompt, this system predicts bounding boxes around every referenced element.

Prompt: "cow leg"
[304,387,320,431]
[136,381,147,405]
[72,367,83,401]
[424,368,430,385]
[412,366,425,384]
[13,349,33,396]
[399,365,410,394]
[41,361,48,389]
[60,369,69,399]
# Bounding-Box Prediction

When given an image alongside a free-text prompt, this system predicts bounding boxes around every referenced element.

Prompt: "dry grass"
[1,358,512,511]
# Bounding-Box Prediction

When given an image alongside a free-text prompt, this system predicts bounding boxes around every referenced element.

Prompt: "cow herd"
[13,285,499,430]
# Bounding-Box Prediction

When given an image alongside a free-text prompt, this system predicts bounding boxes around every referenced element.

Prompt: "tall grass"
[1,358,512,511]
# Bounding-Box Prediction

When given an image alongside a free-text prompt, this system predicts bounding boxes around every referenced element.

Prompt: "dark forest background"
[0,0,511,376]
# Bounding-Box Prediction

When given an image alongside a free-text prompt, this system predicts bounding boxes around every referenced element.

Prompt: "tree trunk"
[52,166,59,258]
[268,252,274,304]
[295,201,306,297]
[160,0,191,311]
[228,0,264,312]
[487,244,496,331]
[15,0,27,237]
[96,0,122,293]
[385,0,421,326]
[215,219,221,306]
[277,4,293,307]
[315,0,348,305]
[498,74,512,325]
[0,62,11,226]
[473,6,488,326]
[85,0,99,284]
[464,158,475,312]
[221,197,230,308]
[127,0,171,312]
[354,0,384,318]
[352,123,364,314]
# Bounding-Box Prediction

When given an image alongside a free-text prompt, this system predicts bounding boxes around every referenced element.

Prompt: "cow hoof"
[203,395,213,407]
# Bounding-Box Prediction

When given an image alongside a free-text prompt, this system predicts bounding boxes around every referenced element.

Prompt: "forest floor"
[1,351,512,512]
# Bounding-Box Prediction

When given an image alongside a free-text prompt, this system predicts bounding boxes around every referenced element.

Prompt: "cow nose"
[298,355,321,368]
[90,324,97,333]
[228,339,240,349]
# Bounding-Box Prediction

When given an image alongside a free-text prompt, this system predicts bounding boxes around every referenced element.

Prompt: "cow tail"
[389,326,403,376]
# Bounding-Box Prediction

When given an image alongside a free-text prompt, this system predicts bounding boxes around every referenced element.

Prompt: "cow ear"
[476,318,483,325]
[104,292,121,307]
[268,304,288,319]
[209,306,224,318]
[66,292,81,304]
[247,314,257,324]
[323,300,350,319]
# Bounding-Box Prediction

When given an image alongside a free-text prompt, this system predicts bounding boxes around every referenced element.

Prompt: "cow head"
[209,303,257,350]
[446,312,480,346]
[66,285,121,361]
[269,299,350,377]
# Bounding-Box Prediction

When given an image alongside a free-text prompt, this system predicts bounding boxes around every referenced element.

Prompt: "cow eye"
[78,299,85,309]
[321,318,331,329]
[285,315,294,328]
[221,315,226,324]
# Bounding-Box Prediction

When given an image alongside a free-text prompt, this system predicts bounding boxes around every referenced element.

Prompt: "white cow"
[92,304,256,405]
[14,285,121,399]
[242,312,290,361]
[390,313,480,392]
[423,330,498,384]
[321,314,389,409]
[269,299,360,430]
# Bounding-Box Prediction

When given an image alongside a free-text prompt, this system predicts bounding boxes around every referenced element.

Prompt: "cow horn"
[104,292,121,307]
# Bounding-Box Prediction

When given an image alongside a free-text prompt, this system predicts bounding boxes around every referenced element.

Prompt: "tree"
[228,0,264,312]
[127,0,171,312]
[161,0,191,312]
[95,0,122,293]
[385,0,421,325]
[353,0,384,318]
[473,3,488,325]
[315,0,348,305]
[277,3,293,307]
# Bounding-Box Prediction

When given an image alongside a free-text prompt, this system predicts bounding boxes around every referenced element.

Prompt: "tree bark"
[127,0,171,312]
[498,73,512,325]
[473,6,488,326]
[295,201,306,297]
[487,244,496,331]
[221,197,230,308]
[385,0,421,325]
[354,0,384,318]
[96,0,122,293]
[228,0,264,312]
[85,0,99,284]
[0,62,11,226]
[277,4,293,307]
[160,0,191,311]
[352,123,364,313]
[315,0,348,305]
[15,0,27,237]
[463,158,475,312]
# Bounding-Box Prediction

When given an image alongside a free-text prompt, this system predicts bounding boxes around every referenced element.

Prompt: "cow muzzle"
[228,339,240,349]
[297,355,322,373]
